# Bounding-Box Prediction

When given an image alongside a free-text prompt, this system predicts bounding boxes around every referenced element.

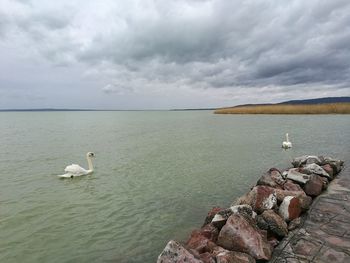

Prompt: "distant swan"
[58,152,95,178]
[282,133,292,149]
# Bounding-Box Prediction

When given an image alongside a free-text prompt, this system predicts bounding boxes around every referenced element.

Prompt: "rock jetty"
[157,155,344,263]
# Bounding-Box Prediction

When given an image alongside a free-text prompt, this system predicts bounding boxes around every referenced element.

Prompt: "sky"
[0,0,350,110]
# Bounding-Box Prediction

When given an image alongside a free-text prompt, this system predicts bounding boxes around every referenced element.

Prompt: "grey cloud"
[1,0,349,109]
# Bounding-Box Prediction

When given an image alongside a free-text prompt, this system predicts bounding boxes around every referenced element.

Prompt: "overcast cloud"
[0,0,349,109]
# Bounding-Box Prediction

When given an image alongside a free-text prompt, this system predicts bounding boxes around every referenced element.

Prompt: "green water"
[0,111,349,262]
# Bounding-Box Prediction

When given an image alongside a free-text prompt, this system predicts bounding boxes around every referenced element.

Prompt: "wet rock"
[300,163,331,179]
[157,240,202,263]
[201,224,219,242]
[186,230,217,254]
[267,236,279,248]
[203,207,224,226]
[278,196,301,222]
[211,208,233,229]
[292,155,323,167]
[303,174,324,197]
[199,252,215,263]
[215,250,256,263]
[284,168,312,184]
[261,210,288,237]
[212,205,255,229]
[323,157,343,174]
[256,215,269,230]
[250,185,277,213]
[283,179,304,192]
[298,195,313,212]
[288,217,302,231]
[256,168,285,189]
[217,214,272,260]
[275,188,306,203]
[322,164,334,178]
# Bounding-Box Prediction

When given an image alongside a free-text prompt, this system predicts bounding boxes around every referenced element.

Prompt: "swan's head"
[87,152,95,158]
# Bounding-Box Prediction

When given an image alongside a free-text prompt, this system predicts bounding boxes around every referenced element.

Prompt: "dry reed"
[214,103,350,114]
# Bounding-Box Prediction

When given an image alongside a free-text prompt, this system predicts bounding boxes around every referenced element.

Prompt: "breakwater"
[157,155,344,263]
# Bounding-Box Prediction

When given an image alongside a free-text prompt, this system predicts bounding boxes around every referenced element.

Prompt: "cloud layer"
[0,0,349,109]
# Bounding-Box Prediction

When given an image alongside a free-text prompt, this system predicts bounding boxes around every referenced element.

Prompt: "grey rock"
[285,168,312,184]
[300,163,331,179]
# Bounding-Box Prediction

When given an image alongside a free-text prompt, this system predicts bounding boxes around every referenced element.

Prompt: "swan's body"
[58,152,95,178]
[282,133,292,149]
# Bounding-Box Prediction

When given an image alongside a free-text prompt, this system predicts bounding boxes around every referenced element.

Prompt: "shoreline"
[157,155,344,262]
[214,103,350,114]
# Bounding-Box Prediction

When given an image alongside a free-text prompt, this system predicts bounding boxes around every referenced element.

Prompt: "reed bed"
[214,103,350,114]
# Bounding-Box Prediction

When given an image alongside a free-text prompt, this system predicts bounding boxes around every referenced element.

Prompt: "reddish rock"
[261,210,288,237]
[186,230,217,254]
[203,207,224,226]
[283,180,304,192]
[323,157,343,174]
[217,214,272,260]
[275,188,306,203]
[303,174,324,197]
[157,240,202,263]
[278,196,302,222]
[322,164,334,178]
[199,252,216,263]
[215,250,256,263]
[235,186,277,213]
[201,224,219,242]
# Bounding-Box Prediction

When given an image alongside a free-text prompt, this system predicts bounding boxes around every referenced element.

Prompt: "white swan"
[282,133,292,149]
[58,152,95,178]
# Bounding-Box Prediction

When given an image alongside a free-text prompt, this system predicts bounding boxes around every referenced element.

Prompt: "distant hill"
[214,96,350,114]
[278,96,350,105]
[231,96,350,108]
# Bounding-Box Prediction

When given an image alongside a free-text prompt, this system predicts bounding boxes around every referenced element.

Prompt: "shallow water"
[0,111,349,263]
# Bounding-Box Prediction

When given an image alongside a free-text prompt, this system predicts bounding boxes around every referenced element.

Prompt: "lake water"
[0,111,349,263]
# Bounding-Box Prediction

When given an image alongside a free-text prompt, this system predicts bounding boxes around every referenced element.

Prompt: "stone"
[215,250,256,263]
[200,224,219,242]
[292,155,323,167]
[300,163,331,179]
[217,214,272,260]
[285,168,312,184]
[303,174,324,197]
[322,164,334,178]
[261,210,288,237]
[283,179,304,192]
[279,196,302,222]
[157,240,202,263]
[288,217,302,231]
[256,215,269,230]
[275,188,306,203]
[203,207,224,226]
[199,252,216,263]
[323,157,343,174]
[212,205,255,229]
[240,186,277,213]
[267,236,279,248]
[186,230,217,254]
[298,195,313,211]
[256,168,285,189]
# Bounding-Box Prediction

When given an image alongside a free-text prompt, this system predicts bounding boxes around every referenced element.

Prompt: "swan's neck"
[286,133,289,142]
[87,156,94,171]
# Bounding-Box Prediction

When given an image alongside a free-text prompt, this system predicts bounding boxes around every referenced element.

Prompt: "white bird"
[282,133,292,149]
[58,152,95,178]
